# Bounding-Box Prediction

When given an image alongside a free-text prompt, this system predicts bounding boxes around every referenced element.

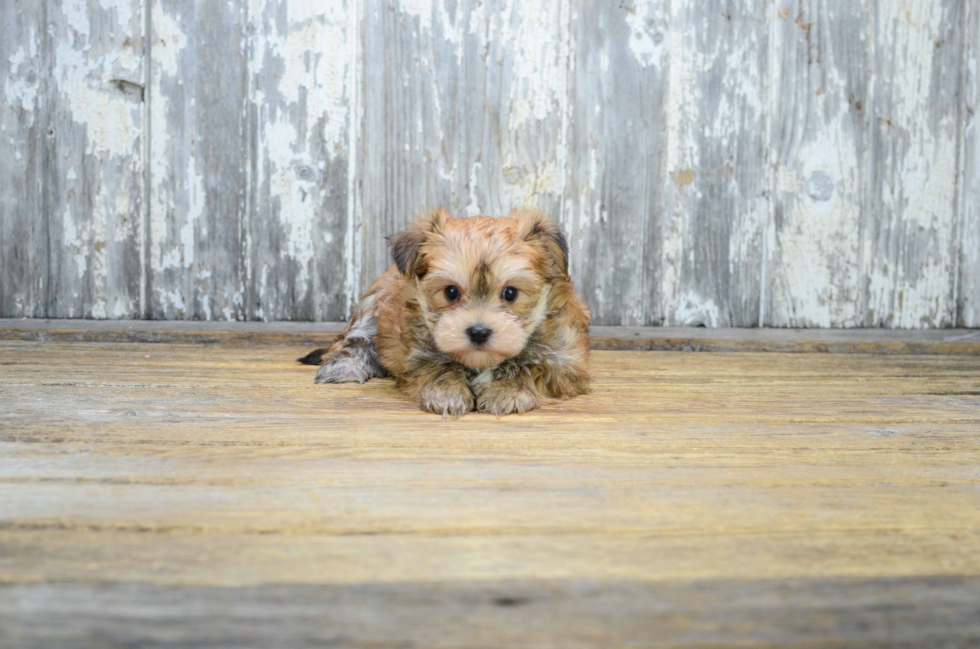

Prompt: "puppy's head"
[389,207,569,369]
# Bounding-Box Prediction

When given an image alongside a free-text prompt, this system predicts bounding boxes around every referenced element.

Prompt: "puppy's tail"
[297,348,330,365]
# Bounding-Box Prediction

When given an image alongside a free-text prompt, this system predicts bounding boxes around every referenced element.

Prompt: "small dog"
[299,208,591,416]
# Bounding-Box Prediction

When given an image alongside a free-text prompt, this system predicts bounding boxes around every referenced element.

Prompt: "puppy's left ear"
[512,208,570,279]
[387,207,454,277]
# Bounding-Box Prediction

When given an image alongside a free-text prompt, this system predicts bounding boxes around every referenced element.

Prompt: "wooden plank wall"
[1,0,976,327]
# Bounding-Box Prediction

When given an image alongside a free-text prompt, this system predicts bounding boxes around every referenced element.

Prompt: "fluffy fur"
[300,208,592,416]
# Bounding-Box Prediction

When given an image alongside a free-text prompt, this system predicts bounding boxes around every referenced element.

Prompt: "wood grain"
[0,1,145,319]
[2,578,979,648]
[3,319,980,353]
[247,0,353,321]
[358,0,571,294]
[2,0,978,328]
[358,0,462,290]
[766,0,871,327]
[0,0,46,318]
[564,0,666,326]
[661,0,769,327]
[960,0,979,328]
[1,341,979,644]
[148,0,249,320]
[46,0,145,320]
[864,0,964,327]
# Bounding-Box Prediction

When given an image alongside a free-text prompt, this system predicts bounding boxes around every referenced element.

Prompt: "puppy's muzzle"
[466,325,492,346]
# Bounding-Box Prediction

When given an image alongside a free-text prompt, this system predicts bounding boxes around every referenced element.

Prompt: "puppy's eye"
[444,285,460,302]
[502,286,518,303]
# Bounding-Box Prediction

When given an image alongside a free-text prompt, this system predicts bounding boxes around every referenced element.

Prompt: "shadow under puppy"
[299,207,591,416]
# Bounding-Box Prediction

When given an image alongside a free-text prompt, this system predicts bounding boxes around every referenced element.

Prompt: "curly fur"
[302,208,591,416]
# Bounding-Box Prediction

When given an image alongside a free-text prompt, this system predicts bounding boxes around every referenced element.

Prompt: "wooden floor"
[1,338,979,647]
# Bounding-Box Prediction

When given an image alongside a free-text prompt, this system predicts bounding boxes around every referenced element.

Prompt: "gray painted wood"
[766,0,871,328]
[45,1,145,320]
[960,0,979,328]
[358,0,570,294]
[358,0,463,294]
[148,0,249,320]
[246,0,353,321]
[1,1,144,319]
[564,0,667,326]
[864,0,964,328]
[0,1,46,318]
[2,0,978,327]
[3,577,979,648]
[660,0,769,327]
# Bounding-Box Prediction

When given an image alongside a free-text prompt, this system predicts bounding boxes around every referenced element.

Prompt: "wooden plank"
[766,0,872,327]
[148,0,249,320]
[3,319,980,353]
[246,0,353,321]
[454,1,570,227]
[358,0,571,292]
[0,1,46,318]
[959,0,979,327]
[563,0,666,326]
[660,0,769,327]
[357,0,461,293]
[0,342,979,644]
[2,577,979,648]
[864,0,964,327]
[42,0,145,319]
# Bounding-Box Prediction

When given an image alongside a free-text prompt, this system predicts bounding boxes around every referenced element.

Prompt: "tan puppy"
[299,207,591,416]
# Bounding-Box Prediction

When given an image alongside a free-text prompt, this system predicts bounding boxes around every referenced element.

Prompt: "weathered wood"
[46,0,145,319]
[358,0,462,294]
[0,341,979,644]
[2,1,146,319]
[766,0,871,327]
[358,0,571,293]
[3,577,979,648]
[0,1,46,318]
[3,318,980,353]
[959,0,979,327]
[564,0,666,326]
[864,0,964,327]
[247,0,353,321]
[454,0,569,236]
[148,0,249,320]
[2,0,979,328]
[660,0,769,327]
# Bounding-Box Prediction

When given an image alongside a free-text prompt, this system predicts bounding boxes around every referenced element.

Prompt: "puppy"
[299,207,591,416]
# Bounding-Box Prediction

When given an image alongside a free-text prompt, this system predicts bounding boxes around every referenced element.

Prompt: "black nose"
[466,325,492,346]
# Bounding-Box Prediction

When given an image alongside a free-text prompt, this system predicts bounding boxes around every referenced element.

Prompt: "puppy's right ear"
[387,207,452,277]
[388,227,426,276]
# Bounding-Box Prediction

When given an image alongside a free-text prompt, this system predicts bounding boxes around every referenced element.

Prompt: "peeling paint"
[2,0,976,327]
[623,1,666,68]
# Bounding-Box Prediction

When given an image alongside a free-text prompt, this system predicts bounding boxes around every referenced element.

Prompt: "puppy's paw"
[314,350,385,384]
[476,383,540,416]
[419,382,475,418]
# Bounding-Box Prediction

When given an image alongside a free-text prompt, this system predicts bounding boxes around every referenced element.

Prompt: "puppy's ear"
[424,206,452,233]
[388,227,426,276]
[512,208,570,279]
[387,207,453,277]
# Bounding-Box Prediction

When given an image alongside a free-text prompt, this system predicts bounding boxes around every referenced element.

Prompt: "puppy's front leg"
[406,364,475,417]
[474,373,540,416]
[472,342,590,416]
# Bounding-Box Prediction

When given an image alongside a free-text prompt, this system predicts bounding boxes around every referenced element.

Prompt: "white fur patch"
[468,368,495,389]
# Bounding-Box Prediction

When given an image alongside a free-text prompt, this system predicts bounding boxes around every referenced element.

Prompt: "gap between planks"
[0,319,979,354]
